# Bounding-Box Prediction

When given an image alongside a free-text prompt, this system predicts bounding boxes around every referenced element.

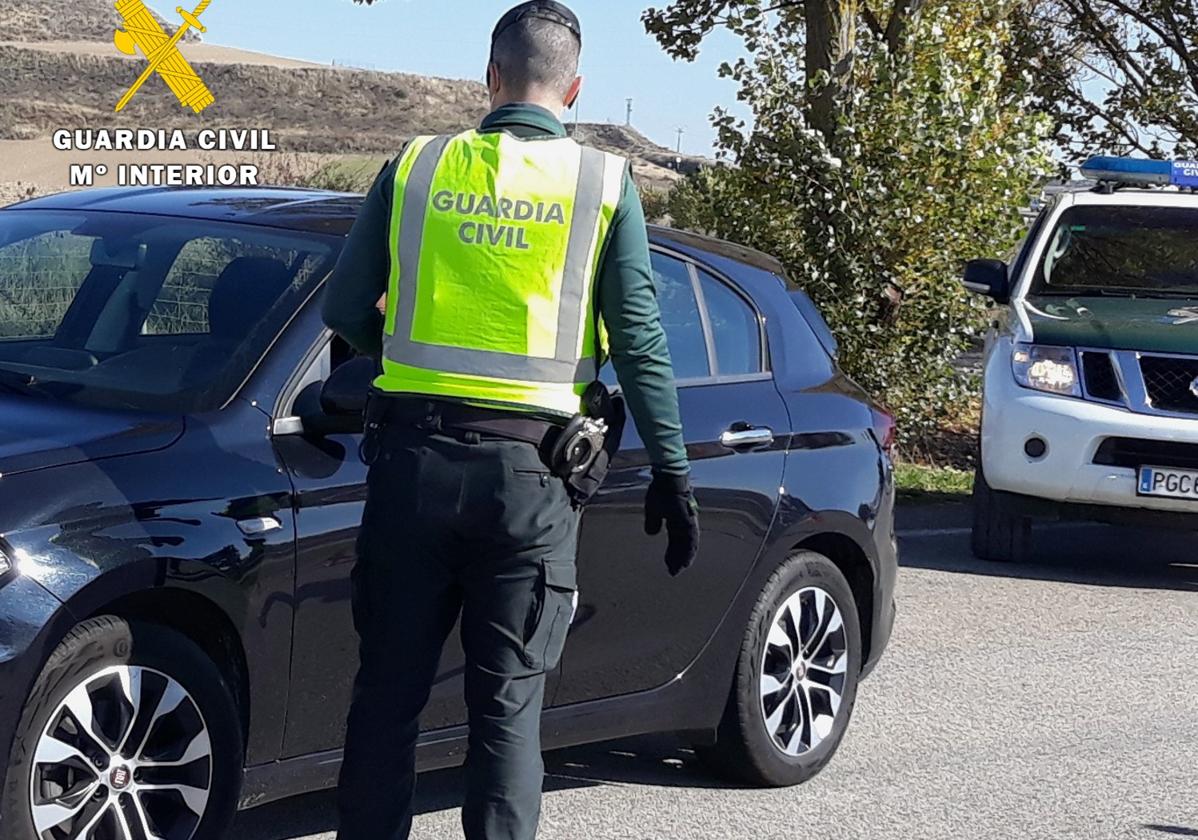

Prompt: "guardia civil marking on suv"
[963,156,1198,562]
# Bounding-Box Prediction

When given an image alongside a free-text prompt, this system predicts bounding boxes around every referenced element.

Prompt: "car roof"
[5,187,788,278]
[4,187,365,235]
[1061,188,1198,209]
[648,225,786,278]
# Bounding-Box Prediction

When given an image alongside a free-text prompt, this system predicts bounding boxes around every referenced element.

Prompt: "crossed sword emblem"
[112,0,216,113]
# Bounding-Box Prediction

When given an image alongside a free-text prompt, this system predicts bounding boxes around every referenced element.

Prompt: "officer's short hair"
[491,16,580,98]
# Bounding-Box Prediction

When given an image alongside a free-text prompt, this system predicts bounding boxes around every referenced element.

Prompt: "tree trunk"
[805,0,858,143]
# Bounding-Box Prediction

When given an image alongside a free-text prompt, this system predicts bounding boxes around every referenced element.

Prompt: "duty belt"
[362,389,624,508]
[367,394,561,447]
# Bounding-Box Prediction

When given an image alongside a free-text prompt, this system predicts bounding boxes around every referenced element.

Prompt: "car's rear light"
[871,408,897,456]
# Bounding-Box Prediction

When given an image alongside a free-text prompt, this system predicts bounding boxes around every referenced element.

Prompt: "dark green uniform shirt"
[322,102,688,475]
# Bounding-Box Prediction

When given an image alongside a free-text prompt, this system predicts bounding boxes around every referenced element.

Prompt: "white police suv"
[963,156,1198,562]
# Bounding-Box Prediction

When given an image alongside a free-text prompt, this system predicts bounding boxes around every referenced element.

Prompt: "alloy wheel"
[28,665,212,840]
[758,586,849,757]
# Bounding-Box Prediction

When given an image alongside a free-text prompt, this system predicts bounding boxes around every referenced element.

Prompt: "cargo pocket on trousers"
[521,561,577,672]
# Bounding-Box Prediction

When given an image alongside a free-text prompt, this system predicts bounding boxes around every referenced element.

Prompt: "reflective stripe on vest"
[378,130,625,415]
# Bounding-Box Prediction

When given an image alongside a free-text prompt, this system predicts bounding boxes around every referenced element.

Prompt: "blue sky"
[144,0,746,154]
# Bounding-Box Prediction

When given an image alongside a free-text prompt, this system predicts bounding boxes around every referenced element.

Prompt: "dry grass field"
[1,39,323,67]
[0,0,199,43]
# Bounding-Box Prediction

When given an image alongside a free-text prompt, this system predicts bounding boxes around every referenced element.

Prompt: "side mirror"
[320,356,376,416]
[298,356,376,436]
[961,259,1011,303]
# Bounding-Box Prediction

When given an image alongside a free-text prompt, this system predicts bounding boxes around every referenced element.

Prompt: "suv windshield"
[0,209,338,413]
[1031,205,1198,298]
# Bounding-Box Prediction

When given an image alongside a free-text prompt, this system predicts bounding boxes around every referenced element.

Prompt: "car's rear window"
[0,209,339,413]
[1032,205,1198,297]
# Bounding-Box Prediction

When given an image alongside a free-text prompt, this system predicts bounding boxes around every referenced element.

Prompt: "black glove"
[644,472,700,576]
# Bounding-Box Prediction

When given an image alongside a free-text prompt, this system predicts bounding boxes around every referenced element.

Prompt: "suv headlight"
[1012,343,1080,397]
[0,549,11,576]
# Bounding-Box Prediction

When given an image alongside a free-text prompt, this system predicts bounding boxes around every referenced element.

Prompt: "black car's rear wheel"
[3,616,242,840]
[701,550,862,787]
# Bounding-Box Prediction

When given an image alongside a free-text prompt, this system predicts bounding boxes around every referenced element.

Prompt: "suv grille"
[1140,355,1198,414]
[1094,437,1198,470]
[1081,351,1121,401]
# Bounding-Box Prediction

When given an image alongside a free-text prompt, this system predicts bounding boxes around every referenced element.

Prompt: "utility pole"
[675,126,685,154]
[625,98,633,127]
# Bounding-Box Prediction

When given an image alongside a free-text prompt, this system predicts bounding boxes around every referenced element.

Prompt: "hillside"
[1,0,199,43]
[0,46,490,149]
[0,0,704,202]
[570,124,708,177]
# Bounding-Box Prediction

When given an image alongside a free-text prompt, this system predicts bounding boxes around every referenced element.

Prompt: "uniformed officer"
[322,3,699,838]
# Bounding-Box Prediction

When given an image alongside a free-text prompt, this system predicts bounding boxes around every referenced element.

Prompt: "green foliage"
[653,0,1053,440]
[638,186,672,224]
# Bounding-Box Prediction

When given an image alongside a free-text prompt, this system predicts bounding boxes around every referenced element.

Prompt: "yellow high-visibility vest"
[376,129,626,416]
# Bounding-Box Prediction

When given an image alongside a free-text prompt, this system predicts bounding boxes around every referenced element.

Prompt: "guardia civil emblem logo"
[112,0,216,113]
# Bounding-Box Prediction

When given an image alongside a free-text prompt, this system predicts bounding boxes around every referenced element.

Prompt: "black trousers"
[336,423,579,840]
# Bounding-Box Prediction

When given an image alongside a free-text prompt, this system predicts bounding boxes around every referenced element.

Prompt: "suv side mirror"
[961,259,1011,303]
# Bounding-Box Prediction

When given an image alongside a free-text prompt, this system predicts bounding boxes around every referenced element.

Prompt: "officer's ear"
[486,62,502,99]
[564,75,582,110]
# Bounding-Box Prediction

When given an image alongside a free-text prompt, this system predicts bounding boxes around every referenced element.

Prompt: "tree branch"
[1157,1,1198,98]
[860,3,886,40]
[1059,0,1151,89]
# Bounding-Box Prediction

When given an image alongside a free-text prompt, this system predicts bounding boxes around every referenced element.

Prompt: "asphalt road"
[232,505,1198,840]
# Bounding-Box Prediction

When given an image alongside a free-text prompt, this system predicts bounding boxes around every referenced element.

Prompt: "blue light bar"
[1080,155,1198,188]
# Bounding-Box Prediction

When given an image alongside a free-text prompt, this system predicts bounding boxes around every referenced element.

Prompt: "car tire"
[971,466,1032,563]
[700,550,862,787]
[2,615,242,840]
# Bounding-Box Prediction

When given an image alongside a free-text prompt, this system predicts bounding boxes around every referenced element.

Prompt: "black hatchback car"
[0,188,896,840]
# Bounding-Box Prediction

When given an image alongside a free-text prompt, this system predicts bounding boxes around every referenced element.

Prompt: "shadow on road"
[231,734,736,839]
[543,733,749,791]
[900,508,1198,592]
[1143,827,1198,838]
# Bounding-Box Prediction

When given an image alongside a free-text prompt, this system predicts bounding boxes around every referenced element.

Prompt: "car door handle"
[237,516,283,536]
[720,425,775,450]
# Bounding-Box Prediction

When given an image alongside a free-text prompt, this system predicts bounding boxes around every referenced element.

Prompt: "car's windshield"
[1031,205,1198,298]
[0,209,339,413]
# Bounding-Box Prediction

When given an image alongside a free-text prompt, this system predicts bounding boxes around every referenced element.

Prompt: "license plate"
[1137,466,1198,500]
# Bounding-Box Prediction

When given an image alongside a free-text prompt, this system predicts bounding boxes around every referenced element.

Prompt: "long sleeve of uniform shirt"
[322,103,689,476]
[322,162,392,360]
